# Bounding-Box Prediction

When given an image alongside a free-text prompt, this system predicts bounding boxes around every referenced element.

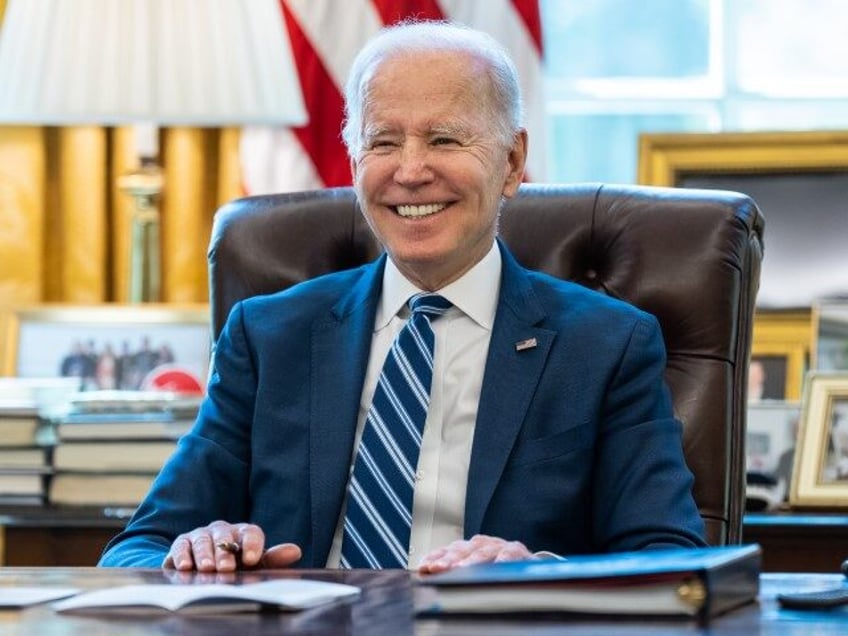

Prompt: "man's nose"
[394,142,434,185]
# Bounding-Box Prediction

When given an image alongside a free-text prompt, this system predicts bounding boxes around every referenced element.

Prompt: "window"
[541,0,848,183]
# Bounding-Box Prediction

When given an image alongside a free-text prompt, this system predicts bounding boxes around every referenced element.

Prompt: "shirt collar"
[377,242,501,331]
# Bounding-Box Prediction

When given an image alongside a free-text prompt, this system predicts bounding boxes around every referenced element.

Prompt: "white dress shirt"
[325,243,501,568]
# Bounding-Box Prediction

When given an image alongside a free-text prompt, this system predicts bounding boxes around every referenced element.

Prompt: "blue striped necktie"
[340,293,452,569]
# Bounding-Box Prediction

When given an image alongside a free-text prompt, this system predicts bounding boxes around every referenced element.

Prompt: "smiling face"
[350,50,527,290]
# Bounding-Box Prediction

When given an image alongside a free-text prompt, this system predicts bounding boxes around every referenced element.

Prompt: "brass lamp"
[0,0,306,302]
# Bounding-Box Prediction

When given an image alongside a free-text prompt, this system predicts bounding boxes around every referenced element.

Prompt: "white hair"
[341,21,524,157]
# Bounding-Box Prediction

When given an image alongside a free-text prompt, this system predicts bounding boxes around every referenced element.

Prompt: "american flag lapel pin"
[515,337,537,352]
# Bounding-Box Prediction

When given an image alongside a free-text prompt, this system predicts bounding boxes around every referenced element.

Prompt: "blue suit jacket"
[100,242,706,567]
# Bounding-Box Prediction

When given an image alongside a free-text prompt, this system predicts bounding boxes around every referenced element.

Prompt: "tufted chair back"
[208,183,764,545]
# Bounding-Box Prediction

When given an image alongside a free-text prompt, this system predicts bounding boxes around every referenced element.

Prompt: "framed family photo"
[746,401,801,510]
[746,401,800,477]
[4,304,211,394]
[790,373,848,508]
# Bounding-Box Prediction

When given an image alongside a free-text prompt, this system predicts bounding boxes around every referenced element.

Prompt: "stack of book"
[0,399,51,505]
[0,377,79,506]
[43,391,201,507]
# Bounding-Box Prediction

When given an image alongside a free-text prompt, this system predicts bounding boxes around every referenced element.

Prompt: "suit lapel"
[309,257,384,565]
[465,245,556,536]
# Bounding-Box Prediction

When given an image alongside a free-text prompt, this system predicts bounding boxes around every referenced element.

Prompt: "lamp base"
[118,162,164,303]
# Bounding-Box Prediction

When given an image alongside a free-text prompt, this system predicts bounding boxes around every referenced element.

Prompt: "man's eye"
[432,137,459,146]
[369,139,397,150]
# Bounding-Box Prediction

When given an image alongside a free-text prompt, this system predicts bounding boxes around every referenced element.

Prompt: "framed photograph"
[638,130,848,309]
[748,355,789,402]
[746,402,800,475]
[749,308,811,402]
[746,401,801,508]
[790,373,848,508]
[812,300,848,372]
[4,304,211,394]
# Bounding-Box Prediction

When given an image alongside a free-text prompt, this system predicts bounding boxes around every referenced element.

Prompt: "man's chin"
[391,251,445,271]
[388,246,453,282]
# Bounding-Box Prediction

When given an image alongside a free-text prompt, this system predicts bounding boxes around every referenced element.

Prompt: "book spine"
[698,550,762,620]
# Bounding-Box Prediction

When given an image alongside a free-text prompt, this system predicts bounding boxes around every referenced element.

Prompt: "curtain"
[0,125,242,364]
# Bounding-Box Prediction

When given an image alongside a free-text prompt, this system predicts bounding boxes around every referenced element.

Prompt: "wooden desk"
[744,513,848,573]
[1,568,847,634]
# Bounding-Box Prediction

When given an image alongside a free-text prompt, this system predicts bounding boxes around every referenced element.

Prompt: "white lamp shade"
[0,0,307,126]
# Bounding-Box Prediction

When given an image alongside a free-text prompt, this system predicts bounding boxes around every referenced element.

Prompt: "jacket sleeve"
[98,303,256,567]
[591,313,707,551]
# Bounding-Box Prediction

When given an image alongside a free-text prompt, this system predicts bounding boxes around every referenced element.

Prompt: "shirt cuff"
[533,550,566,560]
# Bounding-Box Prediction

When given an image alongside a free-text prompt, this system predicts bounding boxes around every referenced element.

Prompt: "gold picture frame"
[638,130,848,188]
[4,304,211,393]
[790,372,848,508]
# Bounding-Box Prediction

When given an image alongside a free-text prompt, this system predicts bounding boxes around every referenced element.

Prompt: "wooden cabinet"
[0,506,126,566]
[743,513,848,572]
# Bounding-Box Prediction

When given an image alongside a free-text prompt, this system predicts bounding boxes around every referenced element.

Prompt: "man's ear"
[502,129,528,198]
[350,157,358,183]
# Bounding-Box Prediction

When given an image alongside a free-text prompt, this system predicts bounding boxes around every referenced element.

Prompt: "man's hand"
[162,520,302,572]
[417,534,537,574]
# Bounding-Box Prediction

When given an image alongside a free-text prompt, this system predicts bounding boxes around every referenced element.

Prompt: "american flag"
[240,0,545,195]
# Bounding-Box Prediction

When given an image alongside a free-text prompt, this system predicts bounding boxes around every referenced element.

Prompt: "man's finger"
[260,543,303,569]
[235,525,267,567]
[493,542,534,562]
[189,533,217,572]
[165,536,194,571]
[419,537,534,573]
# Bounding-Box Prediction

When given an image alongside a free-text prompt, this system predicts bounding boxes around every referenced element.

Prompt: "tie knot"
[408,293,452,318]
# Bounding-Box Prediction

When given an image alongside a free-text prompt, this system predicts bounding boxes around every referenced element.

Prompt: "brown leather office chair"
[207,183,764,546]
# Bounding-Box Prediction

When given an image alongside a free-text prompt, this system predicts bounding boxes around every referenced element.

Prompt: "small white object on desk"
[0,587,79,607]
[52,579,360,615]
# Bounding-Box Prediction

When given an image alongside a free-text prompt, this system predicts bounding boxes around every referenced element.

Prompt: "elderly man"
[100,21,706,574]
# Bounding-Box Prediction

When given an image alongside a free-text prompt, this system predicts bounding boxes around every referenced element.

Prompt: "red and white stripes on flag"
[240,0,545,195]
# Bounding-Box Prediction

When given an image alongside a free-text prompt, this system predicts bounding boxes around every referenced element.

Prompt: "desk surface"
[1,568,847,635]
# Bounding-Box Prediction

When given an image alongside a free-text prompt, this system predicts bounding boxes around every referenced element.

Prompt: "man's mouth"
[394,203,447,218]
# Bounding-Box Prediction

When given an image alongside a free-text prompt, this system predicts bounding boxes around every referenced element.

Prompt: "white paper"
[0,587,79,607]
[52,579,359,614]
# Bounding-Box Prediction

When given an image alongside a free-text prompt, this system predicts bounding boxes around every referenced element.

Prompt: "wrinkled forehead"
[368,48,488,88]
[360,50,492,112]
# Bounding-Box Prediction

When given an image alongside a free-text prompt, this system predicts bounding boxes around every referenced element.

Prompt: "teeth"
[396,203,446,218]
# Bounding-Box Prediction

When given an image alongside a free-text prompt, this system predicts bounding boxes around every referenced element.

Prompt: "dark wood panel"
[3,526,116,566]
[743,513,848,572]
[0,505,126,566]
